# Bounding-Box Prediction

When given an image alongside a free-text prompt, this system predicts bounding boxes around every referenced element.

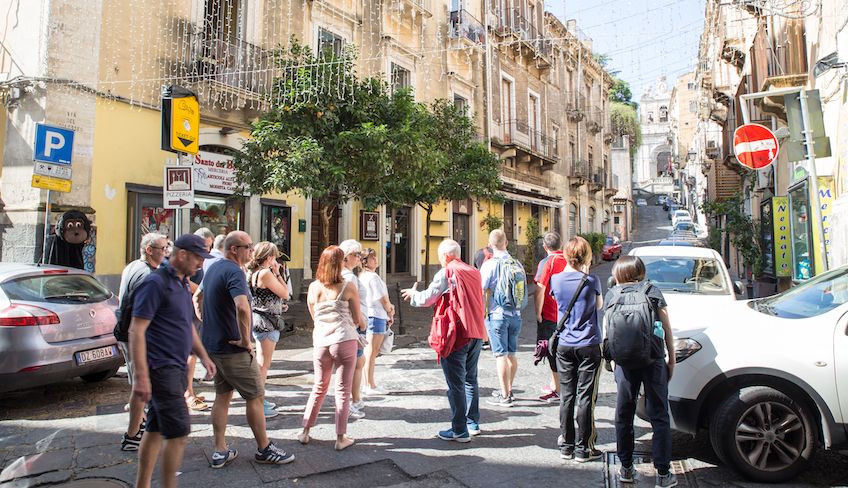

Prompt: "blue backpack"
[491,256,527,311]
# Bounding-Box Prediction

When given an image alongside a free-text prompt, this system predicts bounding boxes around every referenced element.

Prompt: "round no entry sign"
[733,123,779,169]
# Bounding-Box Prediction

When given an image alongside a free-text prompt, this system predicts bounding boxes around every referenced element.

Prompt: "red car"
[602,236,622,261]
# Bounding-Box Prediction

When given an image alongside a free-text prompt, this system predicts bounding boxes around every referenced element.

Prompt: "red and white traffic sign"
[733,123,779,170]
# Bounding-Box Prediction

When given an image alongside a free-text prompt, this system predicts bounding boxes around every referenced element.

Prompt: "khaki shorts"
[209,352,262,400]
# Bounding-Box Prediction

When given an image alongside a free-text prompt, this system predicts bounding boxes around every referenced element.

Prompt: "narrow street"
[1,203,846,488]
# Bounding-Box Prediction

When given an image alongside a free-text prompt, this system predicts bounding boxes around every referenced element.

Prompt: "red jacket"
[429,259,486,361]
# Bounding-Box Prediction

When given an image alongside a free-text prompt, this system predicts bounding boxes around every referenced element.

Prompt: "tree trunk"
[423,204,433,284]
[319,199,333,252]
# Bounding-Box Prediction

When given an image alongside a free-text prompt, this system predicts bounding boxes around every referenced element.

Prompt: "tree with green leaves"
[234,40,400,251]
[384,99,502,281]
[610,102,642,158]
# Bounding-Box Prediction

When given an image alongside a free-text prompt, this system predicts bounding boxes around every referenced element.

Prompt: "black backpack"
[114,267,169,342]
[604,281,661,369]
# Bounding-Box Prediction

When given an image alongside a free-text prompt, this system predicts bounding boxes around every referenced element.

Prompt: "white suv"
[667,265,848,481]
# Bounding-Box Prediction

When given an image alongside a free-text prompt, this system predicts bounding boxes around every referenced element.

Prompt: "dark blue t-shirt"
[549,271,603,347]
[131,266,194,370]
[200,259,251,355]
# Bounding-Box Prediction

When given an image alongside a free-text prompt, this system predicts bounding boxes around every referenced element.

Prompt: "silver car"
[0,263,123,393]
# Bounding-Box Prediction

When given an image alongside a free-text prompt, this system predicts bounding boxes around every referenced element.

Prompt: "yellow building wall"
[89,100,307,276]
[418,201,451,268]
[515,202,532,245]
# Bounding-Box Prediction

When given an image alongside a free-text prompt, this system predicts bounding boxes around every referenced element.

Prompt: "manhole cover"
[57,479,130,488]
[605,451,695,488]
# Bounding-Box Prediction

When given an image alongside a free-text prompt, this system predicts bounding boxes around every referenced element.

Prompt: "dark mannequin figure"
[44,210,91,269]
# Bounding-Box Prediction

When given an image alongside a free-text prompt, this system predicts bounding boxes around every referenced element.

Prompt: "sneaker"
[541,385,555,395]
[255,442,295,465]
[348,404,365,419]
[138,420,146,433]
[574,448,603,463]
[120,431,142,451]
[352,400,366,410]
[264,402,279,419]
[211,448,238,469]
[619,465,636,483]
[467,422,481,436]
[264,399,277,409]
[364,386,388,396]
[655,472,678,488]
[487,392,513,407]
[437,429,471,443]
[539,390,560,403]
[559,446,575,460]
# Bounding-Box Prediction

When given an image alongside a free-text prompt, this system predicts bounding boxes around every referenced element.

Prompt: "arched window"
[659,105,668,123]
[588,207,596,231]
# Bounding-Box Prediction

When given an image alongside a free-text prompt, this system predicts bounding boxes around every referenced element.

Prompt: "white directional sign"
[163,166,195,209]
[34,161,72,180]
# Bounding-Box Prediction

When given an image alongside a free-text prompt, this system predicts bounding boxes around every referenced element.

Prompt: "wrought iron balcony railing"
[449,9,485,45]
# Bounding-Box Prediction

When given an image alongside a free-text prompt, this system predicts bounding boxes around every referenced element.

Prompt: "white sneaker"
[348,404,365,419]
[352,400,366,410]
[364,386,388,396]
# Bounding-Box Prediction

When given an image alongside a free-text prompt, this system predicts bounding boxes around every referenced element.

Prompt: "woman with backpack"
[605,256,677,488]
[548,236,604,462]
[246,241,290,419]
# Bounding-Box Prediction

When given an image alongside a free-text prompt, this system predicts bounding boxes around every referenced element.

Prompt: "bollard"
[395,282,405,336]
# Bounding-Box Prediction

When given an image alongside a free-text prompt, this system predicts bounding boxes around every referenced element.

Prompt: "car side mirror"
[733,280,744,295]
[607,276,617,289]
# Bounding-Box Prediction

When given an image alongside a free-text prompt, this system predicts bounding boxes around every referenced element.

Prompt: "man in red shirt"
[534,232,567,402]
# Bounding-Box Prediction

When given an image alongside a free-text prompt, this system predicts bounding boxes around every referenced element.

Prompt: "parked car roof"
[631,245,720,258]
[0,263,88,282]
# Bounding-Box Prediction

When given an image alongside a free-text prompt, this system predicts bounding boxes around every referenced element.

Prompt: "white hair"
[438,239,462,259]
[139,233,166,258]
[213,234,226,251]
[339,239,362,256]
[194,227,214,240]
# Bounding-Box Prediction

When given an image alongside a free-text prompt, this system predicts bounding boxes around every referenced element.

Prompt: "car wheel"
[709,386,816,482]
[80,367,119,383]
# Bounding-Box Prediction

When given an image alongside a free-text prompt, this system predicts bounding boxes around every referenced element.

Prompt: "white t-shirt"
[359,270,390,320]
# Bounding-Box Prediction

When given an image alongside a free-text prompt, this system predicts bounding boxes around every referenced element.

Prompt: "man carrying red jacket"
[402,239,485,443]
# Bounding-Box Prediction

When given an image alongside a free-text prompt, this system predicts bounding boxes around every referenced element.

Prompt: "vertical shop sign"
[812,177,835,274]
[772,197,791,277]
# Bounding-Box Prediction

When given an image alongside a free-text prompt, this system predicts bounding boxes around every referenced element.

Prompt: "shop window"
[127,190,177,262]
[190,195,244,235]
[261,203,292,260]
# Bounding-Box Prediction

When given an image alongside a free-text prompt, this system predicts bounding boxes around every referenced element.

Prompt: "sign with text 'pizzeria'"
[193,151,237,194]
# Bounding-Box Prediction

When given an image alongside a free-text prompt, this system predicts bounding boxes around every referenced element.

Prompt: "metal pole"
[798,90,829,272]
[394,282,405,336]
[41,190,51,264]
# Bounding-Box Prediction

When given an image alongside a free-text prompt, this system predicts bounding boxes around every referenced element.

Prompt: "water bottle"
[653,320,664,339]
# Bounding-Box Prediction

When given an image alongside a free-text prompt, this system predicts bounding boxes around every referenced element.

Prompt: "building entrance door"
[310,199,339,273]
[386,207,411,275]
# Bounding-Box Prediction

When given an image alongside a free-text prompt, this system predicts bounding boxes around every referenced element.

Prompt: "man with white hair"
[402,239,486,443]
[115,232,169,451]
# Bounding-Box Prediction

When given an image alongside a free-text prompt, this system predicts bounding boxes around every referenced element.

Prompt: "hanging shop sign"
[193,151,237,194]
[772,197,791,278]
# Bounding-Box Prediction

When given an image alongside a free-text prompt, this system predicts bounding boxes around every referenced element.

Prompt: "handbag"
[379,329,394,355]
[543,274,589,365]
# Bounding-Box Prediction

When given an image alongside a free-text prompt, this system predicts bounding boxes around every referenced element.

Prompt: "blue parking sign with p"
[34,124,74,165]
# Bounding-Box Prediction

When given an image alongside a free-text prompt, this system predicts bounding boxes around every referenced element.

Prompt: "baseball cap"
[173,234,214,259]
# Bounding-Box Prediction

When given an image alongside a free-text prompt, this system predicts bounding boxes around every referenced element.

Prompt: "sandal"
[187,397,210,411]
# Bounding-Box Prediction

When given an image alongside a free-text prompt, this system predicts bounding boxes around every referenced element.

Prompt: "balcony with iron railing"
[390,0,432,17]
[752,19,807,93]
[501,165,547,187]
[494,8,551,64]
[567,159,590,187]
[186,27,272,98]
[585,107,603,134]
[605,174,620,197]
[566,93,587,121]
[494,119,558,167]
[589,169,604,192]
[449,9,485,46]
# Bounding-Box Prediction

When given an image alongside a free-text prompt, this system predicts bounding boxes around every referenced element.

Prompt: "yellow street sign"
[170,95,200,154]
[32,174,71,192]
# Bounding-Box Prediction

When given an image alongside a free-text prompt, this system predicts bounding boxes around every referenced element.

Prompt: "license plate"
[75,345,118,365]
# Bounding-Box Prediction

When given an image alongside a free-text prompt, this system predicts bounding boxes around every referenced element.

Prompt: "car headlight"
[674,338,701,363]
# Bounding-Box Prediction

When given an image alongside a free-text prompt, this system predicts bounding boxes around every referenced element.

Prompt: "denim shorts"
[367,317,388,335]
[357,330,366,358]
[486,314,523,357]
[253,329,280,343]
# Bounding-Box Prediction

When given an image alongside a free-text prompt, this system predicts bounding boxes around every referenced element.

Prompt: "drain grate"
[604,451,696,488]
[58,478,130,488]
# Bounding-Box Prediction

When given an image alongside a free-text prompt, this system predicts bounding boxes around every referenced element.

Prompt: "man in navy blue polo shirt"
[129,234,216,488]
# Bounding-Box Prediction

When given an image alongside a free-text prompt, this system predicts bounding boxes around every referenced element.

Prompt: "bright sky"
[546,0,705,100]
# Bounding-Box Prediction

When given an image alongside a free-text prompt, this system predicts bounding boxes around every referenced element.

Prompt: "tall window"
[552,125,559,157]
[588,145,594,166]
[568,203,578,237]
[588,207,596,231]
[659,105,668,122]
[501,77,514,142]
[318,28,344,58]
[391,63,412,93]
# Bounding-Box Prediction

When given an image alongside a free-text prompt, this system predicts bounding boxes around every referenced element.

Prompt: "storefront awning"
[499,189,563,208]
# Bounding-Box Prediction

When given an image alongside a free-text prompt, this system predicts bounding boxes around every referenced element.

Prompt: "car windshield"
[675,222,695,232]
[1,274,112,304]
[640,256,730,295]
[752,266,848,318]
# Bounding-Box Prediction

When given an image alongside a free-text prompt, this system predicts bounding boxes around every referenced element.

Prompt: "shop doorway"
[386,207,411,275]
[452,200,471,263]
[310,199,339,273]
[503,200,515,244]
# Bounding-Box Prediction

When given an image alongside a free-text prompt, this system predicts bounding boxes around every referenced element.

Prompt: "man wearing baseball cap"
[129,234,217,488]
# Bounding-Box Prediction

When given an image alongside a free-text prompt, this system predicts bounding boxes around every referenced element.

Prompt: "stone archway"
[650,144,673,178]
